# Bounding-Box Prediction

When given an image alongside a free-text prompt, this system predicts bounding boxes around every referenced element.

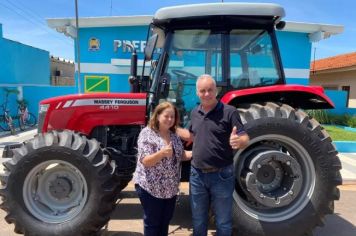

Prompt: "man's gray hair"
[196,74,216,87]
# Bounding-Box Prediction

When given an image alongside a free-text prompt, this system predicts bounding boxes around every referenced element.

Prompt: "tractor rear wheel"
[233,102,342,236]
[0,130,117,236]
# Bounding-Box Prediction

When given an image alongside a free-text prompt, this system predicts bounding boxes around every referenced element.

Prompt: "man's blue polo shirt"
[189,101,246,169]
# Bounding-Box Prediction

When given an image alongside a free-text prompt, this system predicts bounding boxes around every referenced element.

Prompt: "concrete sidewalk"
[0,129,355,184]
[339,153,356,184]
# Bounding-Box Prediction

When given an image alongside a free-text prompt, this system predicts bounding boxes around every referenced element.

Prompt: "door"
[342,86,350,107]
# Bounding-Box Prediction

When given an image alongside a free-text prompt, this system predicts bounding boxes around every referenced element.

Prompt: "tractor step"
[1,142,23,158]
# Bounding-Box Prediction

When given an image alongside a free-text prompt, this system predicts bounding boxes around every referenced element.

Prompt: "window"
[230,30,280,89]
[342,85,350,107]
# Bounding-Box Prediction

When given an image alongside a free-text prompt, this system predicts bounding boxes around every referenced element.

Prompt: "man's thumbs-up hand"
[230,126,241,150]
[231,126,237,136]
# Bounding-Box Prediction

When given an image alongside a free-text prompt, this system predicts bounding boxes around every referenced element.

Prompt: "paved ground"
[0,129,355,235]
[0,182,355,236]
[340,153,356,183]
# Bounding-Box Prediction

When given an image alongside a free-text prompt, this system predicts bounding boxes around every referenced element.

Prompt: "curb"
[333,141,356,153]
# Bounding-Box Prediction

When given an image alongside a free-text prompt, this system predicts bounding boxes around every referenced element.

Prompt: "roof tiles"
[311,52,356,72]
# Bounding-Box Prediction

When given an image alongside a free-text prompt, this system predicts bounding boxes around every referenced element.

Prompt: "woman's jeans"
[190,165,235,236]
[135,184,177,236]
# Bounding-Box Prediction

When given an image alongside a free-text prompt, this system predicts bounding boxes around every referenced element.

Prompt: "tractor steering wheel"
[171,69,197,81]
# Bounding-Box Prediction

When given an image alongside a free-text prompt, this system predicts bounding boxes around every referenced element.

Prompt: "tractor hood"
[39,93,147,134]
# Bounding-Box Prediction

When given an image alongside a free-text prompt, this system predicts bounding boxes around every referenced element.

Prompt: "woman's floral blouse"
[133,127,183,199]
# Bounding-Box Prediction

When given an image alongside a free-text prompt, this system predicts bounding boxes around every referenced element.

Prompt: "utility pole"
[312,47,316,74]
[75,0,81,93]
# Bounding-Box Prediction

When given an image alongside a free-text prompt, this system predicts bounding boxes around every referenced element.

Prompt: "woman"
[133,102,192,236]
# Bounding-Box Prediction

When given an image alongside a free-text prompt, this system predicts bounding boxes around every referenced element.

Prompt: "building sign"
[84,75,109,93]
[89,37,100,51]
[113,40,146,53]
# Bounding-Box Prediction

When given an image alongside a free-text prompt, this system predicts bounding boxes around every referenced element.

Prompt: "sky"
[0,0,355,61]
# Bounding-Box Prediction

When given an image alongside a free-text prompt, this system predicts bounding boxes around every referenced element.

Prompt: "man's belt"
[199,167,221,173]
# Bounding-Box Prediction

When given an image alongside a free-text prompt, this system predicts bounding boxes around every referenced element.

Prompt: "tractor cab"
[130,2,286,124]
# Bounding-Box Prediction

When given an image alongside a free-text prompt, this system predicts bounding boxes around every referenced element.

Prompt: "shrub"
[305,109,331,124]
[328,113,349,126]
[347,116,356,128]
[305,110,355,127]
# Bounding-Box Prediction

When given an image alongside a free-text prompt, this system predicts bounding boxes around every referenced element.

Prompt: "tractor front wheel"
[0,130,117,236]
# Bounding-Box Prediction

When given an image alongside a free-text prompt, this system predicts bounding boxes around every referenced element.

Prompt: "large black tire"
[233,102,342,236]
[0,130,117,236]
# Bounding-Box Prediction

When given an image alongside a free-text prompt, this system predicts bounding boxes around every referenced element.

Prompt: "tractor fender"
[221,84,334,109]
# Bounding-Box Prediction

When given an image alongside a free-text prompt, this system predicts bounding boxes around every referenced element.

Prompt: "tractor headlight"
[38,104,49,133]
[39,104,49,113]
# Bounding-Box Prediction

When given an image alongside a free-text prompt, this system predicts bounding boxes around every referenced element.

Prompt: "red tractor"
[0,3,341,236]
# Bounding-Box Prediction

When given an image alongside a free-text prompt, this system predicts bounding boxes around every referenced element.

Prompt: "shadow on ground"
[314,213,356,236]
[105,191,217,235]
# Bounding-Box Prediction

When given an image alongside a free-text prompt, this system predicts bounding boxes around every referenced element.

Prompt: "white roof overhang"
[47,16,152,38]
[283,21,344,42]
[47,16,343,42]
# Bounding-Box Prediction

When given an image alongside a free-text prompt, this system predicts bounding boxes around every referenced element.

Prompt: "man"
[178,74,249,236]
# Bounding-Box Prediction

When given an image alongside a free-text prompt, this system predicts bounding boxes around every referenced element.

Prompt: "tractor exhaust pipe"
[125,43,139,92]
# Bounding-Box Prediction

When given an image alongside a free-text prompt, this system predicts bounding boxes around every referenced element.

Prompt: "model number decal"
[99,105,119,110]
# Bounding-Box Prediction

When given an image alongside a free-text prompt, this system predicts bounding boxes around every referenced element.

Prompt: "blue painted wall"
[74,26,148,93]
[23,86,77,116]
[325,90,356,115]
[0,39,50,85]
[77,26,148,63]
[0,87,21,119]
[277,31,312,69]
[277,31,311,86]
[0,24,76,127]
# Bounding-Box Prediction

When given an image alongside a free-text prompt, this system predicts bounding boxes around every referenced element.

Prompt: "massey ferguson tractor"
[0,3,342,236]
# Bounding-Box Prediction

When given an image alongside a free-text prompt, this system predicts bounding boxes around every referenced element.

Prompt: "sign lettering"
[114,40,146,53]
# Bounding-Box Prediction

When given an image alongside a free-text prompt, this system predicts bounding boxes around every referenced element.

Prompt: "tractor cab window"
[156,28,281,126]
[230,30,280,89]
[162,30,223,126]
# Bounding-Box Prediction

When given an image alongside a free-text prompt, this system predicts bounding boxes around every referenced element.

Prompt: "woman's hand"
[159,142,173,158]
[142,142,173,167]
[182,150,192,161]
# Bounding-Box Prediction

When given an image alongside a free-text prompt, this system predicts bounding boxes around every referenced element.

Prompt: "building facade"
[310,52,356,108]
[0,23,76,119]
[47,16,343,94]
[0,23,51,118]
[50,56,75,86]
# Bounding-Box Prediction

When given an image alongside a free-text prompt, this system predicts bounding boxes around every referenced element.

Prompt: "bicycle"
[17,99,37,131]
[0,88,17,135]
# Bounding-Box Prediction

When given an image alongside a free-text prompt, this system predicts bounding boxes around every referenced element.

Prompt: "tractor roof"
[154,3,285,22]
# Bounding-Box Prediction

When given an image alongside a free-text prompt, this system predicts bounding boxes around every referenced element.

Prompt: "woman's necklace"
[159,130,171,145]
